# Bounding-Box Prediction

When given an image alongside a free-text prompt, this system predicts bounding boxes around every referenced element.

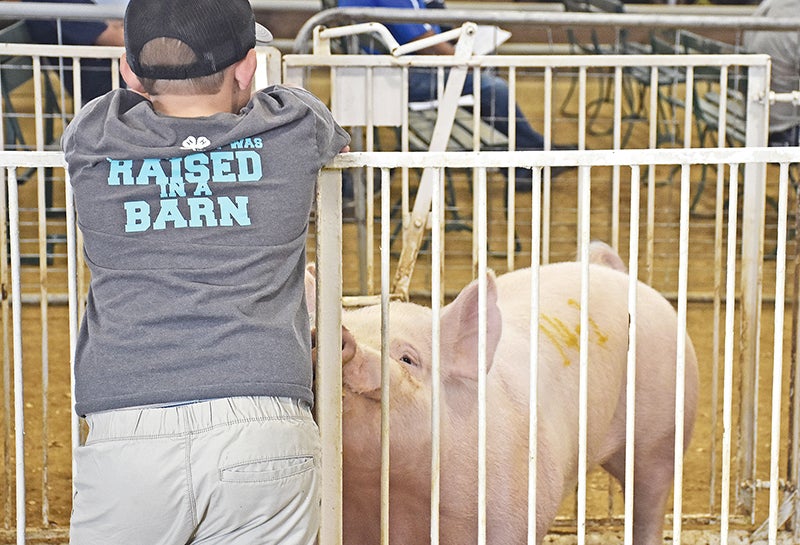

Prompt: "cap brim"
[255,23,273,44]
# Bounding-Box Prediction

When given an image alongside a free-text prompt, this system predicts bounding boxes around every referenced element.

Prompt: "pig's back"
[493,262,677,332]
[491,261,686,405]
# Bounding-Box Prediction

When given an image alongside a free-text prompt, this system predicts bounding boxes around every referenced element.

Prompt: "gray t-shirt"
[744,0,800,132]
[63,85,350,416]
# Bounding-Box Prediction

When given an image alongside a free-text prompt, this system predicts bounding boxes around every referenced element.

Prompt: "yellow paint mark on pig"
[539,299,610,366]
[539,315,576,367]
[567,298,609,346]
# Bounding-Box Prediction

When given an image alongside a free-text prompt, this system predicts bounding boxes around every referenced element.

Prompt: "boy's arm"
[276,86,351,163]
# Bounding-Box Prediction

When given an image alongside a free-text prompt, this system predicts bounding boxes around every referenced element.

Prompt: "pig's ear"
[440,272,502,380]
[304,264,317,318]
[587,240,627,272]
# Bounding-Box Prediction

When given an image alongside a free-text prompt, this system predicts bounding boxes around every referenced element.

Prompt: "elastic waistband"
[85,396,313,442]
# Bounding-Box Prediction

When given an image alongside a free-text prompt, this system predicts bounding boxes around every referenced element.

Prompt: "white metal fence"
[3,144,797,544]
[286,21,772,299]
[315,145,800,545]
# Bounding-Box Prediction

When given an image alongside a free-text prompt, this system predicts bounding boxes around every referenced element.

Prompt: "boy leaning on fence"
[61,0,350,542]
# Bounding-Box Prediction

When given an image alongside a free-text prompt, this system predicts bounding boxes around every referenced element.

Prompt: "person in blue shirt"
[23,0,124,103]
[337,0,574,188]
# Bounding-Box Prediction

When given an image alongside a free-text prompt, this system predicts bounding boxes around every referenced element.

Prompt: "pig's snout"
[309,326,357,365]
[342,326,357,364]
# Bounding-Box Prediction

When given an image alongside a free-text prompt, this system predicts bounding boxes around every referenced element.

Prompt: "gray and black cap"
[124,0,273,80]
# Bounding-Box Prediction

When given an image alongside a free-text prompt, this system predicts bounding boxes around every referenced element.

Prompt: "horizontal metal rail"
[294,7,800,52]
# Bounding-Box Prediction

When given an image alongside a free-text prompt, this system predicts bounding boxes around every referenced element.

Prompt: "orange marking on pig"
[539,301,611,366]
[539,314,576,366]
[567,298,609,347]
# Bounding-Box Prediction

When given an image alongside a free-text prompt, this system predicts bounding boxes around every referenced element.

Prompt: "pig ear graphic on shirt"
[440,272,502,380]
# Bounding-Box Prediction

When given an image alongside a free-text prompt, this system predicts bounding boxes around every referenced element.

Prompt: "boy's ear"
[234,49,257,91]
[120,53,146,93]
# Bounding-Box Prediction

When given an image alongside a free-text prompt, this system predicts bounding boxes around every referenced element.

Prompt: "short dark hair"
[136,38,227,95]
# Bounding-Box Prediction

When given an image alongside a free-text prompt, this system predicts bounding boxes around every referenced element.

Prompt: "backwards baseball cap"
[124,0,273,80]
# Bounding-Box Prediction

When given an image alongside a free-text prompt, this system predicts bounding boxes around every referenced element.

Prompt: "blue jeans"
[408,67,546,151]
[769,125,800,147]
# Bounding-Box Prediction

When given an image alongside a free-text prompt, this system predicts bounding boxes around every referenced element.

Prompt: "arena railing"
[0,136,798,545]
[314,145,800,545]
[0,6,797,542]
[286,24,771,299]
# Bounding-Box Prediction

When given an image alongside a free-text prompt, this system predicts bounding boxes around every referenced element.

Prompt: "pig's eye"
[399,354,419,367]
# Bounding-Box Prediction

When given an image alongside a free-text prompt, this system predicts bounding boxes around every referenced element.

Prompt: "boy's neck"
[149,92,243,117]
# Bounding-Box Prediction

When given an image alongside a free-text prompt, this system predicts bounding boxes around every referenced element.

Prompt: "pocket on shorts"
[219,455,316,483]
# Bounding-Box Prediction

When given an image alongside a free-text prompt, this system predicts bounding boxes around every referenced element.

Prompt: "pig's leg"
[601,444,674,545]
[534,451,570,545]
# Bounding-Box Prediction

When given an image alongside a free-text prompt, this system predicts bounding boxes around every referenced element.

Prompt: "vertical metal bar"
[380,167,391,545]
[365,67,375,296]
[720,163,740,545]
[315,168,343,545]
[672,164,691,545]
[709,107,728,514]
[528,166,542,545]
[507,66,516,270]
[738,62,770,517]
[430,166,442,545]
[38,169,49,527]
[793,175,800,545]
[65,175,80,484]
[645,65,659,287]
[8,168,26,545]
[33,52,52,523]
[610,66,622,252]
[644,64,656,285]
[1,165,11,530]
[470,67,481,278]
[472,67,480,153]
[576,65,587,260]
[34,55,50,525]
[683,67,694,149]
[476,167,488,545]
[578,67,587,151]
[72,58,82,110]
[542,67,553,265]
[767,163,790,544]
[645,147,655,288]
[648,66,658,150]
[577,167,591,545]
[472,68,481,278]
[610,67,623,517]
[0,64,7,527]
[623,165,641,545]
[612,66,622,151]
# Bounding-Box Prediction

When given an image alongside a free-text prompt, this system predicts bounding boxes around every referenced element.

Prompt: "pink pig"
[310,242,699,545]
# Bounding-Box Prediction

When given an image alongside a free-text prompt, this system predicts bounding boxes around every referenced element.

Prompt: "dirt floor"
[2,64,799,544]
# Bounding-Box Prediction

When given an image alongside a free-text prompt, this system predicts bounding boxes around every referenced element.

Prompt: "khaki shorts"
[70,396,321,545]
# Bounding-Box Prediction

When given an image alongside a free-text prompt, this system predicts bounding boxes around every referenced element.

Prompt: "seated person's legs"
[408,67,546,150]
[407,67,573,189]
[768,125,800,147]
[461,69,545,151]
